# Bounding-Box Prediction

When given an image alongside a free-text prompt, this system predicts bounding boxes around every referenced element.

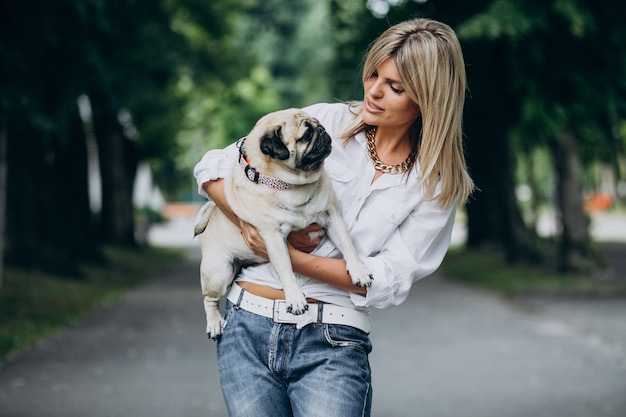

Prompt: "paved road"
[1,216,625,417]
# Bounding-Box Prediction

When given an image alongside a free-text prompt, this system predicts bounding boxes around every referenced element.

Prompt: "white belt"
[227,283,370,334]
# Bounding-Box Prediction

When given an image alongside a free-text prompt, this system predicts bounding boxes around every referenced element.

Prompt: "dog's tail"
[193,201,217,236]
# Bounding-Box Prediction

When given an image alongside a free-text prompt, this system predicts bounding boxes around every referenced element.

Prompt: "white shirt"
[193,102,457,311]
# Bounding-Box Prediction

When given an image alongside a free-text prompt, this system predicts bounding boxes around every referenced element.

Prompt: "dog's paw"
[347,262,373,288]
[286,300,309,315]
[205,301,225,340]
[206,317,225,341]
[284,289,309,315]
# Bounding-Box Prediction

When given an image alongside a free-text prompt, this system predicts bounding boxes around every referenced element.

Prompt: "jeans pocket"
[323,324,372,354]
[221,300,236,331]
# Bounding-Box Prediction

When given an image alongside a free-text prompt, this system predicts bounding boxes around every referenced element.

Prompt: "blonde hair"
[342,18,473,207]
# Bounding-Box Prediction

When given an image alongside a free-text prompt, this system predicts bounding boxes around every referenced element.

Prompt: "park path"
[0,212,624,417]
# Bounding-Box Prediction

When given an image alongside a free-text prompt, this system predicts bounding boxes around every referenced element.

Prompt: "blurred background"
[1,2,626,416]
[1,0,625,359]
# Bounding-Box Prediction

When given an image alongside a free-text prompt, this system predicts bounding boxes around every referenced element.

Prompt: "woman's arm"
[287,243,367,295]
[202,179,239,225]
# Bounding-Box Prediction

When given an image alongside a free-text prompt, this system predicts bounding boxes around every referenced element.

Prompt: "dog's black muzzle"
[297,123,332,172]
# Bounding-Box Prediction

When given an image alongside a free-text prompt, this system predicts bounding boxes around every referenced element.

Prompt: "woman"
[194,18,473,417]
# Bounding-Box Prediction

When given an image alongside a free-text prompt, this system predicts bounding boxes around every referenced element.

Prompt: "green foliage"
[329,0,387,100]
[452,0,626,269]
[237,0,335,106]
[173,0,340,199]
[552,0,595,37]
[458,0,535,41]
[458,0,626,165]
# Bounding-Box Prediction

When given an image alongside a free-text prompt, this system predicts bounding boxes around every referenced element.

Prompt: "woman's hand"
[238,220,269,260]
[287,223,324,253]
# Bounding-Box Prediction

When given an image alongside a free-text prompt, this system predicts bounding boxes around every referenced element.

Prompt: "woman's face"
[362,58,420,132]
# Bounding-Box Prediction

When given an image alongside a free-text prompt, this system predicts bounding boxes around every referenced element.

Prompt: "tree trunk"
[89,90,138,246]
[550,130,594,273]
[6,115,42,269]
[0,113,7,289]
[58,105,101,262]
[5,105,97,274]
[462,40,539,262]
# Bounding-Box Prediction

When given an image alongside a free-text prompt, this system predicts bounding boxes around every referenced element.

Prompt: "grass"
[440,247,626,297]
[0,246,185,364]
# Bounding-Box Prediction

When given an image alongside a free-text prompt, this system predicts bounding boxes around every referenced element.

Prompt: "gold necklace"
[365,127,416,174]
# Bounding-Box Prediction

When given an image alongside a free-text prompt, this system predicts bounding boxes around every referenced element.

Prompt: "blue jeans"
[217,300,373,417]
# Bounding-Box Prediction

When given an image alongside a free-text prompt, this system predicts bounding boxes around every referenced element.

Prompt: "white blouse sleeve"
[350,199,458,310]
[193,141,240,199]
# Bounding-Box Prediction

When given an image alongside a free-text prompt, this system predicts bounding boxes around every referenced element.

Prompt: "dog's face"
[245,109,332,175]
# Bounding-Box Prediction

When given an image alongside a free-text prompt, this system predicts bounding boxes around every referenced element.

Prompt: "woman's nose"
[367,80,383,97]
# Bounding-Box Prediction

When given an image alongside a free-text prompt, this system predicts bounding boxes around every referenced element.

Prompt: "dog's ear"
[260,127,290,160]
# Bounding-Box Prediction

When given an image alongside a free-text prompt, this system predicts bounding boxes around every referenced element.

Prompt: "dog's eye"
[297,125,314,142]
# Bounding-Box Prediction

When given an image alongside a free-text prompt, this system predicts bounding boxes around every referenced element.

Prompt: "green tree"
[450,0,540,263]
[175,0,338,191]
[459,0,626,271]
[1,0,99,272]
[0,0,248,272]
[159,0,256,198]
[239,0,335,107]
[329,0,388,101]
[81,0,188,245]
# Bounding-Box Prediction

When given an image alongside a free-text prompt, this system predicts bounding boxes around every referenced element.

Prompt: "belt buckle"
[273,300,297,323]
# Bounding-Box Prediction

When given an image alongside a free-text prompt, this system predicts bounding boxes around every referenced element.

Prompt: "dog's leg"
[202,296,224,340]
[199,240,236,340]
[195,203,233,339]
[261,231,308,314]
[324,207,373,288]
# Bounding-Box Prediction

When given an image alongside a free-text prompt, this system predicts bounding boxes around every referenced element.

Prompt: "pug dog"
[194,108,373,339]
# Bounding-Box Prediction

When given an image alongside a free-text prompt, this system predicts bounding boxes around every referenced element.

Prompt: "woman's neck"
[371,126,413,163]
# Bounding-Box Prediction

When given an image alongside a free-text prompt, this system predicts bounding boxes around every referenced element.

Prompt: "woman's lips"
[365,98,384,114]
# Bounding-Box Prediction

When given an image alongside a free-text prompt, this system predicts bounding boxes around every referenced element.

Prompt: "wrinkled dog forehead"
[270,110,311,139]
[260,108,309,125]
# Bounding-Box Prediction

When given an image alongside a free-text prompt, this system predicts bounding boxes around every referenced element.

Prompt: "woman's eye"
[390,85,404,94]
[370,70,379,78]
